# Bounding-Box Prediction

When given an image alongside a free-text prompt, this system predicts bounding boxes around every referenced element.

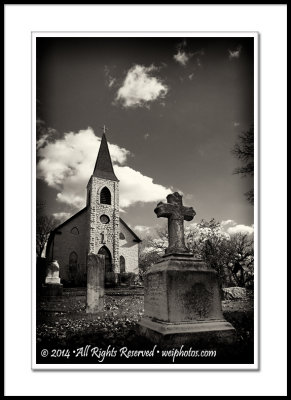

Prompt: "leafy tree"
[225,233,254,288]
[232,125,254,204]
[139,219,254,288]
[138,234,164,280]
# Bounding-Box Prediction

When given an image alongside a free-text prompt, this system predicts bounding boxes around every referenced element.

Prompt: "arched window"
[69,251,78,283]
[119,232,125,240]
[120,256,126,274]
[69,251,78,265]
[71,227,79,235]
[100,187,111,205]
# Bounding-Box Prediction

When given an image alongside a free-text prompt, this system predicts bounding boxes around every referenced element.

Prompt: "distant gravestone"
[222,287,247,300]
[86,253,105,313]
[138,192,235,346]
[42,260,63,296]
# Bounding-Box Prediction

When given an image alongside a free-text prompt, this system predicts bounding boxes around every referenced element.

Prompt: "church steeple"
[92,133,118,181]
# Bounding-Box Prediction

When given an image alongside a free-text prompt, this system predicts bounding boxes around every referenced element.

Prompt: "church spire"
[92,133,118,181]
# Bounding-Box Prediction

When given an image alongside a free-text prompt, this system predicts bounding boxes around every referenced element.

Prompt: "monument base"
[138,255,236,347]
[42,283,63,297]
[138,317,236,347]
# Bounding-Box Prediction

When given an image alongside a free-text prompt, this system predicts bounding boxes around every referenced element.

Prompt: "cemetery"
[36,131,254,365]
[36,190,254,365]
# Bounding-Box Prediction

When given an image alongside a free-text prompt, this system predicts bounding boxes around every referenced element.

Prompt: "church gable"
[120,218,141,243]
[46,207,89,285]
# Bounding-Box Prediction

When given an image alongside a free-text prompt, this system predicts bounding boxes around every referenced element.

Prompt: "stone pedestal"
[42,283,63,296]
[42,260,63,296]
[138,254,235,346]
[86,254,105,313]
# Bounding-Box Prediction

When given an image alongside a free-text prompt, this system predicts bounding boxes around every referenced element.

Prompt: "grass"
[36,287,254,365]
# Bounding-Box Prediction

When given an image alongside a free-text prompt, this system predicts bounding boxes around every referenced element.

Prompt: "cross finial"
[101,124,108,135]
[154,192,196,256]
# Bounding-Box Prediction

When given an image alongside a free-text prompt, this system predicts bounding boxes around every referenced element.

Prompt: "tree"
[36,203,57,258]
[138,219,254,288]
[138,233,165,280]
[186,219,254,287]
[225,233,254,288]
[232,125,254,205]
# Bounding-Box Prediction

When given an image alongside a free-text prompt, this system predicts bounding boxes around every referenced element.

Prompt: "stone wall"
[87,176,120,273]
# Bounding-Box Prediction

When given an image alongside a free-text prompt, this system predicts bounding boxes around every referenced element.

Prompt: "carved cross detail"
[154,192,196,255]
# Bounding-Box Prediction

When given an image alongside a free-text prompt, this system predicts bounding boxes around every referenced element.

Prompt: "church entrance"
[98,246,114,286]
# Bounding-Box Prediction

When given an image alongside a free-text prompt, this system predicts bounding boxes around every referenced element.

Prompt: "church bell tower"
[86,130,120,283]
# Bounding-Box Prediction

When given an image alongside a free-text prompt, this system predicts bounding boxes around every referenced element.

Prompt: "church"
[46,132,141,286]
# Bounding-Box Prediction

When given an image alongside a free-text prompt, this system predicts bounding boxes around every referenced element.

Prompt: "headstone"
[86,253,105,313]
[42,260,63,296]
[222,287,246,300]
[138,192,235,346]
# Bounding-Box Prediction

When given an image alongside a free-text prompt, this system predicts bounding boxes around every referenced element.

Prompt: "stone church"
[46,133,141,286]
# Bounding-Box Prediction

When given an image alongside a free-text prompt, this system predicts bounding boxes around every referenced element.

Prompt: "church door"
[98,246,114,286]
[69,251,78,286]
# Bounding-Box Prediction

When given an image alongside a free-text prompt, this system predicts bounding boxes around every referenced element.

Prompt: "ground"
[36,287,254,365]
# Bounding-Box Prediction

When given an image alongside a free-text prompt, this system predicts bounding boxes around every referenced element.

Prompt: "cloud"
[221,219,254,235]
[134,225,152,236]
[108,77,116,88]
[233,122,240,127]
[188,73,194,80]
[115,64,168,108]
[228,46,242,60]
[174,50,192,66]
[173,40,205,67]
[115,165,172,208]
[104,65,117,89]
[52,212,72,222]
[37,127,171,210]
[228,224,254,235]
[144,133,150,140]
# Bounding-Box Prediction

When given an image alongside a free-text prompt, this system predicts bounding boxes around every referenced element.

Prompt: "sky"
[36,36,254,238]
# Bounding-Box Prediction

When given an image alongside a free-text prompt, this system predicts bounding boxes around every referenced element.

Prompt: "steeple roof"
[92,134,118,181]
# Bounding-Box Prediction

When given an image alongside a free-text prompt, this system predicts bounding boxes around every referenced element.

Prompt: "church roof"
[120,218,142,243]
[50,207,142,243]
[92,133,118,181]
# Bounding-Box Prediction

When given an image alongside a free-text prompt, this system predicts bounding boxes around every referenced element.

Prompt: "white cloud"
[228,224,254,235]
[108,77,116,88]
[134,225,152,235]
[228,46,242,60]
[115,165,172,208]
[234,122,240,127]
[104,65,116,88]
[221,219,254,235]
[174,50,192,66]
[37,127,171,210]
[188,73,194,80]
[115,64,168,108]
[52,212,72,222]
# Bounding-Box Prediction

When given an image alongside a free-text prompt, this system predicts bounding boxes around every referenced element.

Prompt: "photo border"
[31,31,259,371]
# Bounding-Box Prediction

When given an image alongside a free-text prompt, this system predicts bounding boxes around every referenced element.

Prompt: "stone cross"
[154,192,196,255]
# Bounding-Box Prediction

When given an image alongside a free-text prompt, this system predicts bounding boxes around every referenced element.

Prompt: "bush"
[119,272,136,286]
[105,272,117,288]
